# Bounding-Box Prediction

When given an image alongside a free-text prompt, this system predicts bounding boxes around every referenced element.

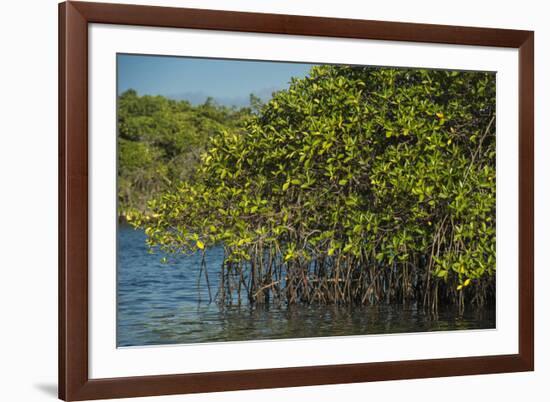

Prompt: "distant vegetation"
[118,89,252,213]
[125,65,496,312]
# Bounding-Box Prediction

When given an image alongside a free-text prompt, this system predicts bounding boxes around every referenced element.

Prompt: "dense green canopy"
[130,65,496,309]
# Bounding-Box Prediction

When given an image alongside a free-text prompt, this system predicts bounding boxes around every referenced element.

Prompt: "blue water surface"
[117,224,495,347]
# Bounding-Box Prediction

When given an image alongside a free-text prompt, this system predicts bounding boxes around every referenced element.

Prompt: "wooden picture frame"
[59,1,534,400]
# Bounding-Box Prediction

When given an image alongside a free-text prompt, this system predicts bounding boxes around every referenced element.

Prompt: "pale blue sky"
[117,54,315,106]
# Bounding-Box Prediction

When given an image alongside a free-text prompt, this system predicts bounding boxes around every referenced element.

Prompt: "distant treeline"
[118,89,254,213]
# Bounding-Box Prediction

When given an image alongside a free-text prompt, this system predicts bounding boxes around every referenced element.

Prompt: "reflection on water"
[117,224,496,347]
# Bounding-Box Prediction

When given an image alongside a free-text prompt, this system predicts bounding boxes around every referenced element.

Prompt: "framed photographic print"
[59,1,534,400]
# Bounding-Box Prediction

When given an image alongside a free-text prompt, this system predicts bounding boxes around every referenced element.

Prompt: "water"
[117,224,496,347]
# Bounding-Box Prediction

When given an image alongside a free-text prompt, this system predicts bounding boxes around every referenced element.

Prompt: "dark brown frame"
[59,1,534,400]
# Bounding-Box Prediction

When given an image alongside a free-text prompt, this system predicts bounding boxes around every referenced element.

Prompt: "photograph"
[117,54,497,347]
[2,0,543,401]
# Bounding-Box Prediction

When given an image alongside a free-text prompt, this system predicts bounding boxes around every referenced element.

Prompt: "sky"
[117,54,315,107]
